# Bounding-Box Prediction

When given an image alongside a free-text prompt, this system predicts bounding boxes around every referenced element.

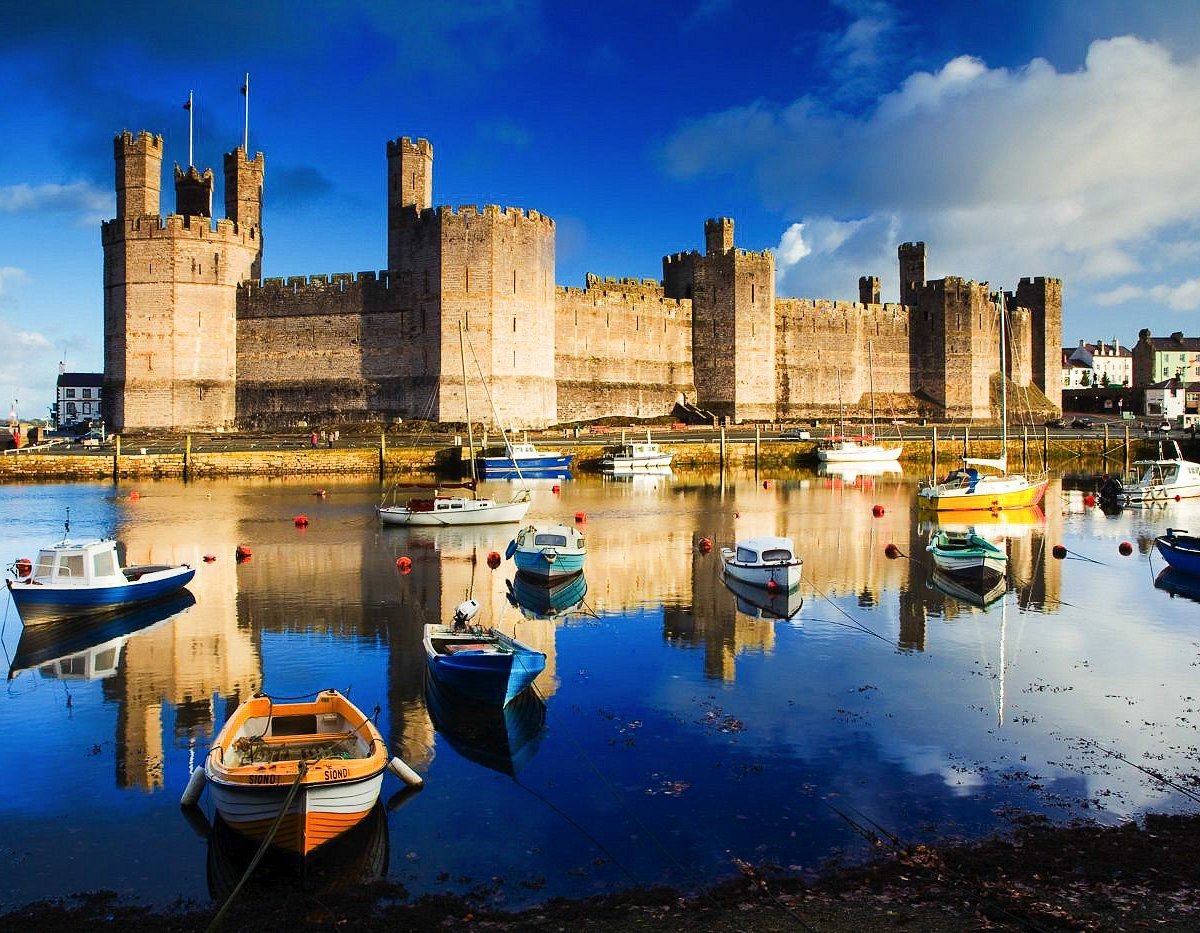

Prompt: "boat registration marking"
[323,767,348,781]
[248,773,280,785]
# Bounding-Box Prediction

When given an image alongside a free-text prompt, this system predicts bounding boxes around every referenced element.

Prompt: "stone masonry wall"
[554,276,694,423]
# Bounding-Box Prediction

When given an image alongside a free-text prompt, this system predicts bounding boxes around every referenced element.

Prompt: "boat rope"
[803,576,897,647]
[204,760,308,933]
[461,327,530,497]
[1078,738,1200,806]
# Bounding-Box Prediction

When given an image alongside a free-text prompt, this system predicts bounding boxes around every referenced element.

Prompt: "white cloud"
[1095,279,1200,311]
[0,266,29,296]
[664,36,1200,325]
[0,316,57,418]
[0,181,111,221]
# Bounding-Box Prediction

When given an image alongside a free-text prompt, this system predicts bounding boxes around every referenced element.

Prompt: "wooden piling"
[379,433,387,481]
[184,434,191,482]
[113,434,120,482]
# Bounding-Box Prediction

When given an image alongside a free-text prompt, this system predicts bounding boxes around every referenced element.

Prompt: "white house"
[1067,339,1132,388]
[1144,378,1190,420]
[56,369,104,429]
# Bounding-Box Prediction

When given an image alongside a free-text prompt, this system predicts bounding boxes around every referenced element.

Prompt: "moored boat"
[600,432,673,473]
[926,530,1008,590]
[477,441,573,479]
[6,517,195,625]
[505,521,586,580]
[1155,528,1200,576]
[377,484,531,526]
[423,600,546,706]
[719,536,803,591]
[202,689,411,855]
[1121,442,1200,504]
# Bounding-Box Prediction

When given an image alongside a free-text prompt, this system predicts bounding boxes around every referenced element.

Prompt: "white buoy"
[180,765,206,806]
[387,756,424,787]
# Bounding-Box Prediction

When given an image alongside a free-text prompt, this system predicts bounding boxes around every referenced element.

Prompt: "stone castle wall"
[554,275,694,422]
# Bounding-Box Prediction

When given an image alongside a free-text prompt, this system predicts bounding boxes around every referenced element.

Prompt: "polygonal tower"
[102,131,264,431]
[387,136,433,271]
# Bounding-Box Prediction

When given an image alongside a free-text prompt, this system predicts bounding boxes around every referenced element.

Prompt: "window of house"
[82,388,92,399]
[65,388,75,398]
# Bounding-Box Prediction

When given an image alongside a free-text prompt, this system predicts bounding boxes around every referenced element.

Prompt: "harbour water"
[1,469,1198,912]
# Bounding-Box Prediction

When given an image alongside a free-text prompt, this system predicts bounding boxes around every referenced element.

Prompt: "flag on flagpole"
[241,82,247,96]
[183,99,191,110]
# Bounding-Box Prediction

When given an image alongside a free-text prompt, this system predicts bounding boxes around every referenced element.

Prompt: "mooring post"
[113,434,120,483]
[932,425,938,477]
[1022,427,1028,470]
[754,425,760,475]
[720,425,726,472]
[184,434,191,482]
[1043,428,1049,468]
[1104,422,1110,458]
[963,425,969,458]
[379,433,386,482]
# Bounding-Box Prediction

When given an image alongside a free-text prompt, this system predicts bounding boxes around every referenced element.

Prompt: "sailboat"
[378,323,532,527]
[816,345,903,463]
[916,291,1048,511]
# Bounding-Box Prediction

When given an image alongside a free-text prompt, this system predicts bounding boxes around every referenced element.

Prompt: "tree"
[1081,370,1091,387]
[1101,371,1110,387]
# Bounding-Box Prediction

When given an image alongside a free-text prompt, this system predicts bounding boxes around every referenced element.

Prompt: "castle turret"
[387,136,433,270]
[859,275,881,305]
[1013,277,1063,411]
[115,131,162,218]
[223,147,265,278]
[705,217,734,255]
[174,164,213,218]
[898,241,926,306]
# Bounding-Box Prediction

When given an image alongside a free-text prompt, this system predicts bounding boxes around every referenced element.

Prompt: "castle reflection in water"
[11,472,1063,793]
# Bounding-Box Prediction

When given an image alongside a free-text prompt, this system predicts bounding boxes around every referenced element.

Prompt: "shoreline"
[4,810,1199,930]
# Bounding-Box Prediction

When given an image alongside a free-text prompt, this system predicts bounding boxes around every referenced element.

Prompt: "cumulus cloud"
[1095,279,1200,311]
[664,36,1200,318]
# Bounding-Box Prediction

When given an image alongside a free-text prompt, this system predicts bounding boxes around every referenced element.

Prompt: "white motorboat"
[817,341,903,463]
[720,536,803,591]
[600,432,673,473]
[1121,441,1200,504]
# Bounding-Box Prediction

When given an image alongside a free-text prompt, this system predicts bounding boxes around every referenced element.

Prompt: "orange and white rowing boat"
[199,689,419,855]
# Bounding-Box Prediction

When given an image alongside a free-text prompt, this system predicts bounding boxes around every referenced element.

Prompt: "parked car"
[780,428,812,440]
[78,428,110,447]
[1156,421,1173,433]
[1044,417,1066,429]
[1070,417,1094,429]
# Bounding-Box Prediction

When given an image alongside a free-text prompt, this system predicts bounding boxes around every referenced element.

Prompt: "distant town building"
[1133,330,1200,387]
[56,368,104,429]
[1061,348,1093,388]
[1142,377,1199,422]
[1063,338,1131,388]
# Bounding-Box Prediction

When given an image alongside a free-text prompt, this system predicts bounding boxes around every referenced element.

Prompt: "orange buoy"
[884,544,901,560]
[486,551,501,569]
[235,545,252,562]
[129,490,140,501]
[294,515,309,527]
[763,480,772,489]
[1052,545,1067,560]
[575,511,586,523]
[14,557,32,577]
[1119,541,1133,556]
[698,537,713,553]
[872,504,885,517]
[1083,494,1096,508]
[1176,495,1182,502]
[552,484,561,494]
[202,554,216,563]
[396,556,412,574]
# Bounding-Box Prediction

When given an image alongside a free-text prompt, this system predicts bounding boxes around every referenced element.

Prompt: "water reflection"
[720,572,804,620]
[1,472,1198,914]
[1154,567,1200,603]
[507,570,588,619]
[425,675,546,776]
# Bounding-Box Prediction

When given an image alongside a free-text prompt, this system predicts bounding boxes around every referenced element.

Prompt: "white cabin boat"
[600,434,673,473]
[720,536,803,591]
[1121,441,1200,504]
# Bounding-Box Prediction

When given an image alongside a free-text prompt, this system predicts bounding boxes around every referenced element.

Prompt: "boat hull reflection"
[721,572,804,620]
[8,590,197,680]
[507,570,587,619]
[929,567,1006,608]
[1154,567,1200,603]
[425,674,547,776]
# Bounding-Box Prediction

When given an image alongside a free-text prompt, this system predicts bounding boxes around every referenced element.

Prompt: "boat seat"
[443,643,492,654]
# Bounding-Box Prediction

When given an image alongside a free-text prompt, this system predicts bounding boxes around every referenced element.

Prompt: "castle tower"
[387,136,434,270]
[114,131,163,217]
[687,218,776,421]
[908,277,999,420]
[1013,277,1063,411]
[859,275,881,305]
[174,164,213,218]
[898,241,926,306]
[1005,303,1034,388]
[102,131,264,432]
[223,147,265,278]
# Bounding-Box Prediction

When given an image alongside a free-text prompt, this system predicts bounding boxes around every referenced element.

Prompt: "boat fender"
[396,556,412,574]
[388,756,424,787]
[763,480,772,489]
[129,490,140,501]
[1119,541,1133,556]
[1052,545,1067,560]
[13,557,31,577]
[505,540,517,561]
[574,511,586,523]
[203,554,216,563]
[179,765,206,807]
[313,488,327,497]
[487,551,501,569]
[872,505,885,517]
[294,515,309,527]
[1176,495,1182,502]
[1083,494,1096,508]
[766,580,780,594]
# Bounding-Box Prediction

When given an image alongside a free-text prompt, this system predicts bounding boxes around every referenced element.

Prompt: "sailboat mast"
[998,290,1008,453]
[459,321,478,489]
[868,341,876,439]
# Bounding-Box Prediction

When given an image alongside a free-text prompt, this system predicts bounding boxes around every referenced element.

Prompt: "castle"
[102,130,1061,432]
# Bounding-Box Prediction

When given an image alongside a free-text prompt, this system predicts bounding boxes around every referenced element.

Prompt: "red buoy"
[235,545,253,562]
[552,484,561,494]
[1176,495,1182,502]
[294,515,309,527]
[396,556,412,574]
[129,490,140,501]
[872,504,885,517]
[1119,541,1133,556]
[202,554,216,563]
[1052,545,1067,560]
[1083,494,1096,508]
[13,557,32,577]
[766,579,780,594]
[487,551,501,569]
[698,537,713,553]
[763,480,772,489]
[575,511,586,523]
[884,544,901,560]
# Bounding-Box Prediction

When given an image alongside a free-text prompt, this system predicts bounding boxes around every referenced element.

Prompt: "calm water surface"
[1,468,1198,911]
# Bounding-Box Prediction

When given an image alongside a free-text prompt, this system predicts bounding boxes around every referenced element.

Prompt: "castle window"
[751,283,755,303]
[149,262,154,274]
[513,317,517,332]
[513,270,517,294]
[465,268,470,292]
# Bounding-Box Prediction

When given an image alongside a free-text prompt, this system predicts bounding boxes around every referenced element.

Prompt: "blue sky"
[3,0,1200,419]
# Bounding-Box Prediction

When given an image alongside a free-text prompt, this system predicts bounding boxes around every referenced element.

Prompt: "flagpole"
[187,90,194,167]
[242,73,249,155]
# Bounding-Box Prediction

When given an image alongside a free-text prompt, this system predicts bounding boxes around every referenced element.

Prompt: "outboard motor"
[1098,475,1124,514]
[452,598,481,629]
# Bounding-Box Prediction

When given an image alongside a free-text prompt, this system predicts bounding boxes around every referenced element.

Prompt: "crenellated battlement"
[244,269,394,296]
[101,213,260,247]
[1019,276,1062,287]
[386,136,433,158]
[115,130,163,157]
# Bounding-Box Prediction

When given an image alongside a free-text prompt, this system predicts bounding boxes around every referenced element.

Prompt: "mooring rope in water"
[802,576,897,647]
[1079,738,1200,806]
[205,760,308,933]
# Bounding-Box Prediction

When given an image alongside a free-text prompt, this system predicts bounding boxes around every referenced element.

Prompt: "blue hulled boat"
[1156,528,1200,576]
[477,442,573,479]
[422,600,546,706]
[6,518,195,625]
[505,522,586,580]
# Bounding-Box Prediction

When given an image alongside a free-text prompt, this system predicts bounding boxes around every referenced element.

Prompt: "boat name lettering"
[248,773,279,785]
[323,767,348,781]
